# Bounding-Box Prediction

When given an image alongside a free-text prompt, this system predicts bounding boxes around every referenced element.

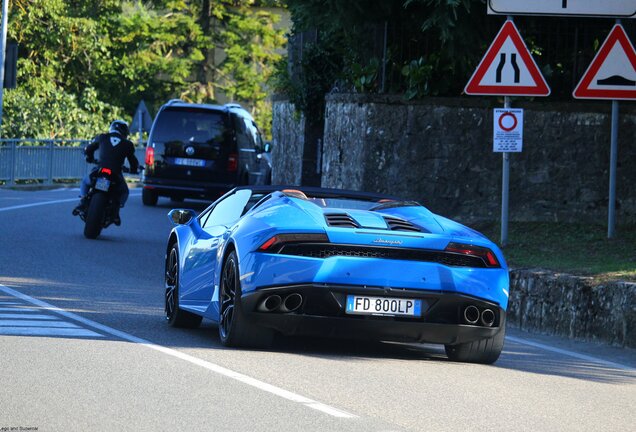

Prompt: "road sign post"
[465,18,550,246]
[0,0,10,139]
[573,23,636,238]
[501,98,511,246]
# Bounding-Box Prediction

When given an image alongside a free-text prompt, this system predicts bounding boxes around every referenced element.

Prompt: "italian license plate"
[174,158,206,167]
[95,177,110,191]
[345,295,422,317]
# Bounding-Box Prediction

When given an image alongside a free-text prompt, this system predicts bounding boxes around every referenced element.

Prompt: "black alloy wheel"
[219,252,238,341]
[165,246,202,328]
[218,251,273,348]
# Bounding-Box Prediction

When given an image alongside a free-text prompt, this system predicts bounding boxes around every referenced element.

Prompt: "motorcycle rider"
[73,120,139,225]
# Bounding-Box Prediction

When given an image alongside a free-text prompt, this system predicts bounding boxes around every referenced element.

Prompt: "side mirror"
[264,142,272,153]
[168,209,197,226]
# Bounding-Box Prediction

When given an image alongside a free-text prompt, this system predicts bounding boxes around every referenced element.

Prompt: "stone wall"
[271,100,304,185]
[509,270,636,348]
[320,94,636,224]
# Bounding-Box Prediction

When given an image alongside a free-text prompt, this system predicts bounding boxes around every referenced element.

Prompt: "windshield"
[309,197,421,211]
[152,108,229,145]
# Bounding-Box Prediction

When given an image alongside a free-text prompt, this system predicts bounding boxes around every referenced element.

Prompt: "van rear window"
[152,108,229,145]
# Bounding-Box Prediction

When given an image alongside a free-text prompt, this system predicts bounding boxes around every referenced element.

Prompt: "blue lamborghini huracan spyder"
[164,186,509,364]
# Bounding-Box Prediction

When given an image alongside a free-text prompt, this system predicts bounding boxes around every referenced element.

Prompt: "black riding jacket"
[84,133,139,176]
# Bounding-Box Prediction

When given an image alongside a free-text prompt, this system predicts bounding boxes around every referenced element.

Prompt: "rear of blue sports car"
[234,190,509,363]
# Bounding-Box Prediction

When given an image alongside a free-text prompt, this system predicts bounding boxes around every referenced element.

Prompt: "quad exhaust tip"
[257,293,303,313]
[463,305,480,325]
[257,294,282,312]
[463,305,496,327]
[481,308,495,327]
[280,293,303,313]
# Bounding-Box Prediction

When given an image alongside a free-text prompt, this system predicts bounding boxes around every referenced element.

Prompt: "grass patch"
[471,221,636,283]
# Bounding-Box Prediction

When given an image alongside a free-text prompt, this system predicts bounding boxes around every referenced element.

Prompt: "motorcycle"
[72,161,136,239]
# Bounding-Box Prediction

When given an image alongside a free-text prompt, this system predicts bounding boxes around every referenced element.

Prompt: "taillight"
[258,233,329,252]
[227,153,238,172]
[445,242,501,268]
[100,168,112,175]
[145,146,155,166]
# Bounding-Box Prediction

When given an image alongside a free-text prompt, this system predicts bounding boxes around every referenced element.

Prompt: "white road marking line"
[0,320,79,328]
[0,192,142,213]
[0,198,80,212]
[0,301,21,305]
[0,307,39,312]
[0,313,57,320]
[0,327,103,337]
[0,284,358,419]
[51,188,80,192]
[506,336,634,371]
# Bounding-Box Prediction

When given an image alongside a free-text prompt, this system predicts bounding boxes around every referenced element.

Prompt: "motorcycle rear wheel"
[84,192,106,239]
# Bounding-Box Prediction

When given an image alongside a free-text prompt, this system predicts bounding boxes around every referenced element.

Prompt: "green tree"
[2,0,285,139]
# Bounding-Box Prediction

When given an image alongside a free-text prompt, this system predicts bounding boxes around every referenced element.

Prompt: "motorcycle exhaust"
[480,309,495,327]
[257,295,282,312]
[279,293,303,313]
[463,305,480,325]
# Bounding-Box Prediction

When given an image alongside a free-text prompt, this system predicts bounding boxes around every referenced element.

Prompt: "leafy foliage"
[2,0,285,139]
[206,1,286,138]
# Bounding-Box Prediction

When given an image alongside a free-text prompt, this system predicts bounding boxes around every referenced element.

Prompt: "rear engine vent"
[383,216,422,233]
[325,213,359,228]
[278,244,489,268]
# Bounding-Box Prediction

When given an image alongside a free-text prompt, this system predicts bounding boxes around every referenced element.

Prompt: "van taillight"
[145,147,155,166]
[227,153,238,172]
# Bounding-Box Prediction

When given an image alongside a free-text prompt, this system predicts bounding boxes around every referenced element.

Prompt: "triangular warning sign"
[465,21,550,97]
[573,24,636,100]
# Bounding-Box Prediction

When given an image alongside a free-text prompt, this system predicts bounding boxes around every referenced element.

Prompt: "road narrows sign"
[494,108,523,152]
[573,24,636,100]
[465,21,551,96]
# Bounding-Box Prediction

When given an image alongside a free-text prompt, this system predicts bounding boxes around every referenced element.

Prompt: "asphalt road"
[0,186,634,432]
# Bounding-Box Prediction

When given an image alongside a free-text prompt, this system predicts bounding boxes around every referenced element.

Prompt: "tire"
[218,251,273,348]
[165,246,203,328]
[444,326,505,365]
[84,192,106,239]
[142,188,159,206]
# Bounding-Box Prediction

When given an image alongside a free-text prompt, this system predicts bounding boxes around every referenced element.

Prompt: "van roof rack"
[224,103,243,110]
[166,98,184,106]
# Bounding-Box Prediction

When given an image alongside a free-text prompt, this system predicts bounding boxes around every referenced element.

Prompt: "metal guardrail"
[0,139,146,185]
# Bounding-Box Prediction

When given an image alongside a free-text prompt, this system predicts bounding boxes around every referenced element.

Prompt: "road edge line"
[0,284,358,419]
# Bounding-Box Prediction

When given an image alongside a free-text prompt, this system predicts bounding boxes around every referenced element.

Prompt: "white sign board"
[488,0,636,18]
[493,109,523,152]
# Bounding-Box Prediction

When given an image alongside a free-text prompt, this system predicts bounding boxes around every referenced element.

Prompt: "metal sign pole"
[501,95,511,246]
[608,17,622,239]
[138,108,143,147]
[0,0,10,139]
[608,100,619,239]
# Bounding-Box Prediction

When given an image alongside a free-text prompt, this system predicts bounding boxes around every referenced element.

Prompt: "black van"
[141,100,271,205]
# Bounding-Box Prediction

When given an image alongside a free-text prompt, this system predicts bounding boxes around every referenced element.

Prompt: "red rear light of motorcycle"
[227,153,238,172]
[445,242,500,268]
[100,168,112,175]
[145,146,155,166]
[258,233,329,252]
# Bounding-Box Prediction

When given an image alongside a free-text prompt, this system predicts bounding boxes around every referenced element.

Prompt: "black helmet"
[109,119,129,138]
